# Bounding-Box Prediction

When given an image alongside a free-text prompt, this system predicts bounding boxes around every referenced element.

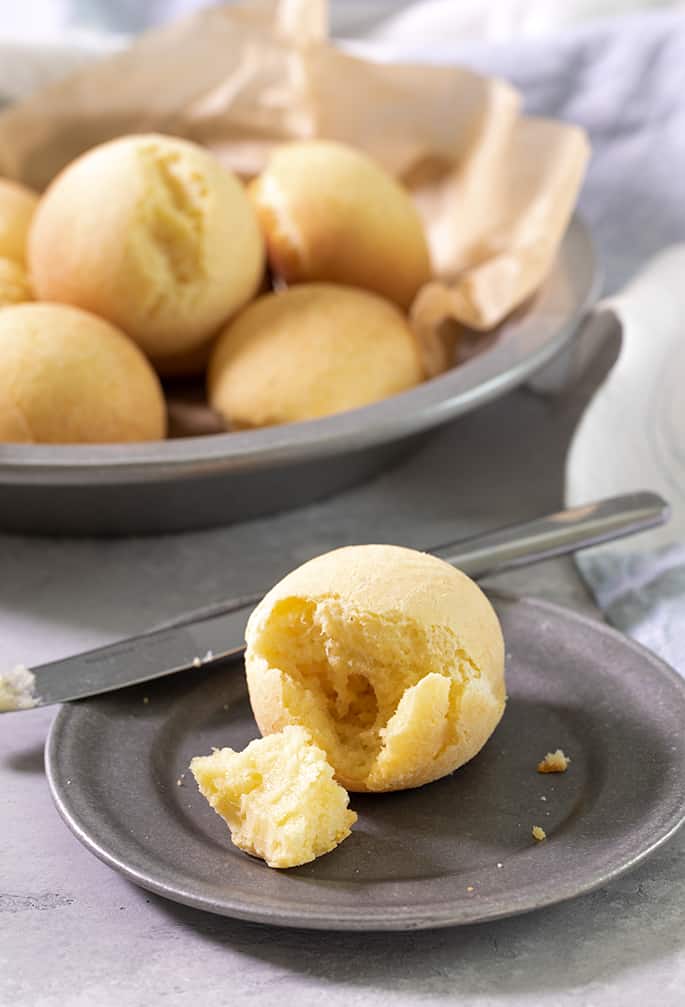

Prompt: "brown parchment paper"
[0,0,589,366]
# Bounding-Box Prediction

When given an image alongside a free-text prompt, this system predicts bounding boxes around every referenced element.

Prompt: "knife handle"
[432,491,668,579]
[157,491,669,630]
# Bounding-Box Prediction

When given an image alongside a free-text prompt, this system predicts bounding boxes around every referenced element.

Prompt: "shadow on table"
[4,741,44,774]
[151,826,685,998]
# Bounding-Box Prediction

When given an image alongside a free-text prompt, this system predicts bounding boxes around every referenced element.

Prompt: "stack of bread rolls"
[0,133,435,444]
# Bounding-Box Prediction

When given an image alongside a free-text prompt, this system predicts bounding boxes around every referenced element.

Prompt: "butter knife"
[2,491,668,712]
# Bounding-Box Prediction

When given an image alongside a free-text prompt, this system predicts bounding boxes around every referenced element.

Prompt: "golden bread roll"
[245,545,506,793]
[0,178,38,263]
[251,140,432,309]
[208,283,424,427]
[28,134,265,357]
[190,726,356,869]
[0,303,166,443]
[0,257,32,307]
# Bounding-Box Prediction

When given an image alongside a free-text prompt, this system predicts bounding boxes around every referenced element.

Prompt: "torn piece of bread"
[190,725,356,869]
[245,544,506,793]
[532,825,547,842]
[0,664,37,711]
[537,749,570,774]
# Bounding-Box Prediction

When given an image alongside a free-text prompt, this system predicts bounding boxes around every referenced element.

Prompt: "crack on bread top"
[133,144,210,315]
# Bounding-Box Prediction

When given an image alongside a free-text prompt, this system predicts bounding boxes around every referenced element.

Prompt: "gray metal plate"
[0,215,599,535]
[47,594,684,932]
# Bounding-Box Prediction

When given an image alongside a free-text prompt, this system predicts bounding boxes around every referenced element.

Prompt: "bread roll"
[0,178,38,263]
[245,545,506,793]
[208,283,423,428]
[29,134,265,357]
[190,726,356,869]
[251,140,431,309]
[0,303,166,443]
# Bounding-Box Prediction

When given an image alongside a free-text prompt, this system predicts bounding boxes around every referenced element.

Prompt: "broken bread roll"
[208,283,424,428]
[245,545,506,793]
[190,725,356,869]
[0,303,166,443]
[250,140,432,309]
[28,134,265,358]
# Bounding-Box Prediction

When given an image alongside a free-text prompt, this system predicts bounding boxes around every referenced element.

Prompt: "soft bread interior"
[249,594,489,791]
[190,725,356,869]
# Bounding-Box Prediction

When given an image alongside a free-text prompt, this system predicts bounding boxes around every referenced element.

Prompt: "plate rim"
[45,595,685,931]
[2,214,600,486]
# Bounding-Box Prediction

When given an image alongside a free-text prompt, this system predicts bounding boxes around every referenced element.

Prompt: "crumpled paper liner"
[0,0,589,372]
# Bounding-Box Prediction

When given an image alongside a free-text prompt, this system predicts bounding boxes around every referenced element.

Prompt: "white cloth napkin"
[566,248,685,673]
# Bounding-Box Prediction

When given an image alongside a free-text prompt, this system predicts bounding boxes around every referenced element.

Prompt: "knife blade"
[3,490,668,711]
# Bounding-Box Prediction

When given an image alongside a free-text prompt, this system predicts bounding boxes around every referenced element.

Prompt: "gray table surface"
[4,10,685,1005]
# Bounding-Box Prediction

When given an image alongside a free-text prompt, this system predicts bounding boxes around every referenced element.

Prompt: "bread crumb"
[0,664,37,711]
[537,749,570,773]
[466,885,475,893]
[496,862,503,869]
[143,696,150,704]
[192,656,202,668]
[176,778,183,787]
[532,825,547,842]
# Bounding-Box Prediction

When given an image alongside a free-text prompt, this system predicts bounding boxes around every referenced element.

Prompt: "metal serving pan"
[0,214,598,536]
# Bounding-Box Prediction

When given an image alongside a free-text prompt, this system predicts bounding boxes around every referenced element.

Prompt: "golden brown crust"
[250,141,431,309]
[28,134,265,357]
[208,283,424,428]
[250,176,306,282]
[0,303,166,443]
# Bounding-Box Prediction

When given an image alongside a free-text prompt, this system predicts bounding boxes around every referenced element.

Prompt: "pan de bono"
[28,134,265,357]
[250,140,432,309]
[208,283,424,428]
[245,545,506,793]
[0,303,166,443]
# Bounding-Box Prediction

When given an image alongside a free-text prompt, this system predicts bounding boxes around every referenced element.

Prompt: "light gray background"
[3,8,685,1006]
